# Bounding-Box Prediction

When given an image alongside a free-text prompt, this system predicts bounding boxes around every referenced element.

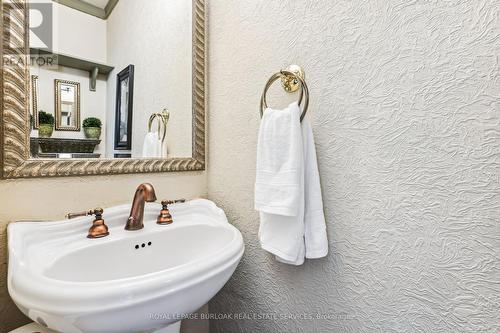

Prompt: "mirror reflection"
[29,0,193,159]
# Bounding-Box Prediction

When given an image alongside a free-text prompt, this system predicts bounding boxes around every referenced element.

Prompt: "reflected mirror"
[30,75,39,129]
[55,80,80,131]
[28,0,195,160]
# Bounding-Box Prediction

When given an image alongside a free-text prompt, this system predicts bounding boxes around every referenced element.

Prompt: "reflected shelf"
[30,48,114,91]
[30,137,101,158]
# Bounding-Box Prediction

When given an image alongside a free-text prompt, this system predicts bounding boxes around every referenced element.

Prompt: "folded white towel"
[255,102,328,265]
[142,132,167,158]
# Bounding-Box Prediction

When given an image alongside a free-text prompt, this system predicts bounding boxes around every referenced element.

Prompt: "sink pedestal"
[8,321,181,333]
[153,321,181,333]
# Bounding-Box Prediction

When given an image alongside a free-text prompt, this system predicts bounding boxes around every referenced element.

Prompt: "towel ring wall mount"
[280,64,305,93]
[260,64,309,122]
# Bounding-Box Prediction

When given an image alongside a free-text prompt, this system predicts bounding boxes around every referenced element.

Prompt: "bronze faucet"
[125,183,157,230]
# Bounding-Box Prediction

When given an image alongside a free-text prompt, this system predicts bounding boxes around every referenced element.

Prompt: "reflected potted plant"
[38,111,54,138]
[83,117,102,139]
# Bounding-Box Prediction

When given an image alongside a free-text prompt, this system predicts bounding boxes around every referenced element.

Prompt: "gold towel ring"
[148,109,170,142]
[260,68,309,122]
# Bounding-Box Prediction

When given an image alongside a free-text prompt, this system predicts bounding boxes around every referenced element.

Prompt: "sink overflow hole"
[134,242,152,250]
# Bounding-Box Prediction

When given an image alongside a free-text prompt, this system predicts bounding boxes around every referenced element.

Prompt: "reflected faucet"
[125,183,157,230]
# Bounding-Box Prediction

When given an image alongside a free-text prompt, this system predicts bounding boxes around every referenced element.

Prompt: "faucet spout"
[125,183,157,230]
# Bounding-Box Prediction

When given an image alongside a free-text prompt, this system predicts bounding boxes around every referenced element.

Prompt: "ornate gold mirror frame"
[0,0,206,178]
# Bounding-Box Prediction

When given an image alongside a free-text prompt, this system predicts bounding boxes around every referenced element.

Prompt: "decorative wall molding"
[52,0,118,19]
[0,0,206,178]
[103,0,118,19]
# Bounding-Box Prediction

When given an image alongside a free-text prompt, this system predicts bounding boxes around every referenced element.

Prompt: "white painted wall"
[106,0,193,158]
[208,1,500,332]
[29,1,107,61]
[51,2,107,62]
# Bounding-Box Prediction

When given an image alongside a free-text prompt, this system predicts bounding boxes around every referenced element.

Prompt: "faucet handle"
[66,208,103,219]
[157,200,174,225]
[65,208,109,239]
[161,199,186,206]
[87,208,109,239]
[66,209,94,219]
[157,199,186,225]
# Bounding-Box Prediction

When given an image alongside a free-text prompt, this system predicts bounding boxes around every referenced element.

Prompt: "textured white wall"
[105,0,193,158]
[207,1,500,332]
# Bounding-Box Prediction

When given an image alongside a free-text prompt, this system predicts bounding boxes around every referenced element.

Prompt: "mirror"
[26,0,199,160]
[0,0,205,178]
[55,80,80,131]
[30,75,39,129]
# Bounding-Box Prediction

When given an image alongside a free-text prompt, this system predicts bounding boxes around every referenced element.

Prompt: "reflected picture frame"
[114,65,134,150]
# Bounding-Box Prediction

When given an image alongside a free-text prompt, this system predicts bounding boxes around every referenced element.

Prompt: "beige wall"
[0,172,206,332]
[207,0,500,332]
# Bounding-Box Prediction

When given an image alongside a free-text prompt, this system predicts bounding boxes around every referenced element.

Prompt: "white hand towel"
[256,102,305,264]
[255,102,328,265]
[142,132,167,158]
[255,102,303,216]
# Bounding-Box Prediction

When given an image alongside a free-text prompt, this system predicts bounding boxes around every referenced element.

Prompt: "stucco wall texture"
[207,1,500,332]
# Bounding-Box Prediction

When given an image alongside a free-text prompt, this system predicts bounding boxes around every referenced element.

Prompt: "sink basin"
[8,199,244,333]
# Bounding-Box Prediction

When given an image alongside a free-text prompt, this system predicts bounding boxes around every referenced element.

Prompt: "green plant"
[30,114,34,129]
[83,117,102,128]
[38,111,54,125]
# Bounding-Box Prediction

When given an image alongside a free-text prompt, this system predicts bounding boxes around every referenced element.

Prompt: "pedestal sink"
[8,199,244,333]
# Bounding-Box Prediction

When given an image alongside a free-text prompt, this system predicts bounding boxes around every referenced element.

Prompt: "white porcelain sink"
[8,199,244,333]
